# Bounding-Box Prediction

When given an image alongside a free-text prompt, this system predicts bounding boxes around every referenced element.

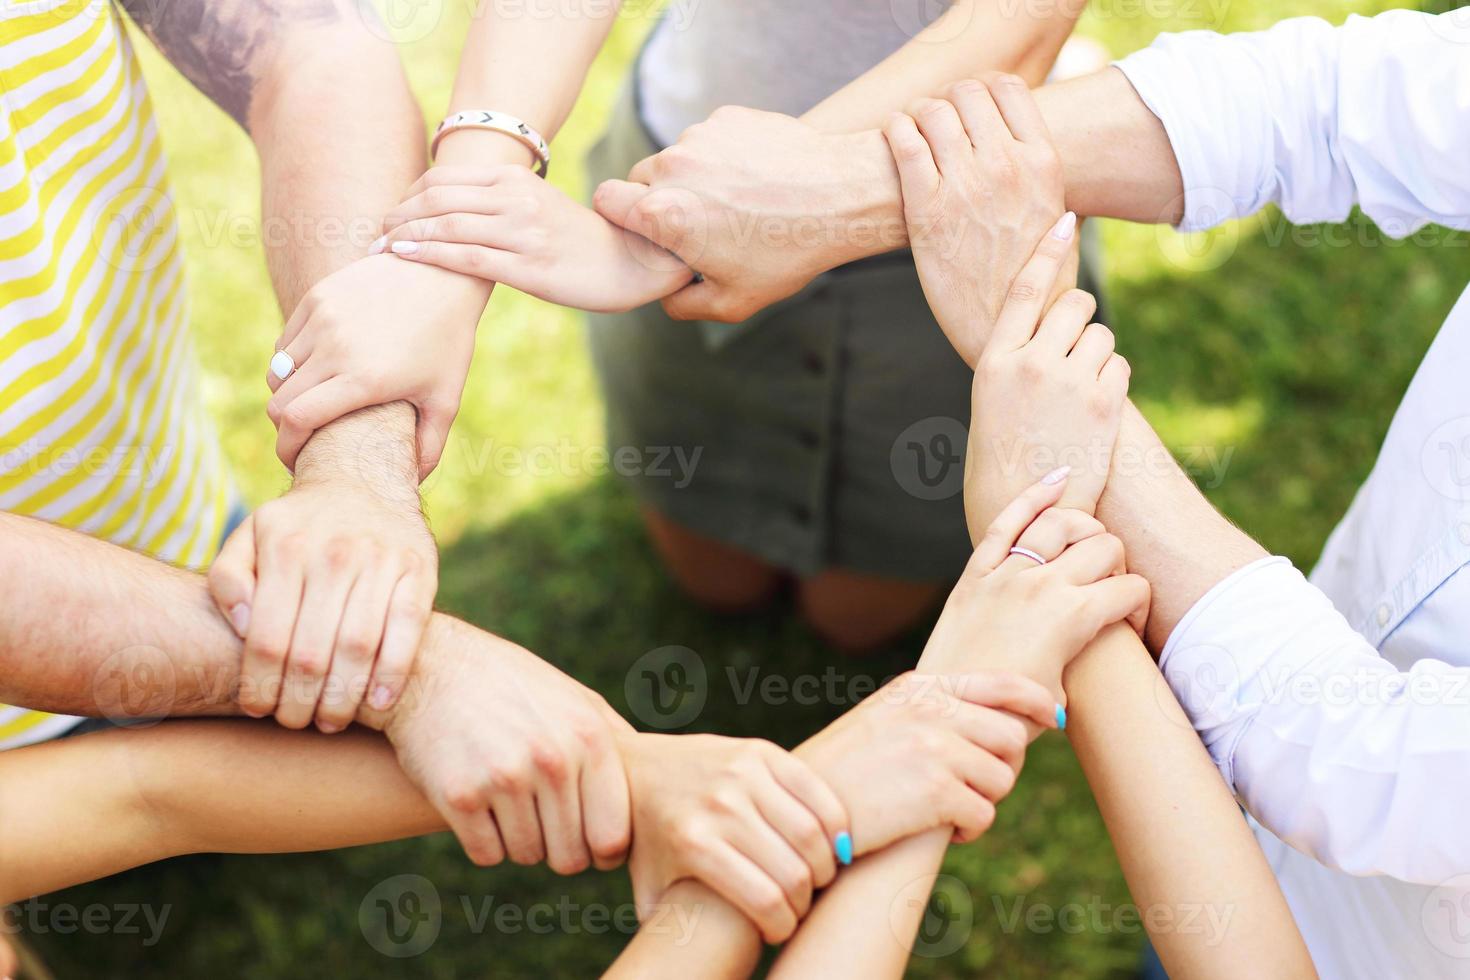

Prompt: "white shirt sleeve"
[1160,557,1470,884]
[1113,10,1470,234]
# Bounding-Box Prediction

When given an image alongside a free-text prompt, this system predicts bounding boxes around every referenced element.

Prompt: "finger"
[386,239,521,285]
[368,564,435,712]
[314,563,398,733]
[537,764,593,876]
[946,78,1009,147]
[946,785,999,845]
[444,804,507,867]
[969,468,1071,572]
[382,212,518,252]
[238,541,305,719]
[1080,573,1153,638]
[952,733,1023,802]
[415,398,459,482]
[592,178,653,231]
[947,672,1059,731]
[725,806,814,922]
[1100,351,1131,390]
[752,781,836,893]
[688,842,797,944]
[379,186,512,240]
[273,376,375,473]
[909,97,972,176]
[580,727,633,871]
[1049,532,1128,586]
[982,71,1053,144]
[763,750,850,859]
[626,153,659,187]
[273,557,357,730]
[946,703,1032,772]
[1032,288,1096,355]
[1068,322,1116,374]
[384,167,512,234]
[1012,508,1106,564]
[489,784,546,865]
[265,360,330,428]
[208,513,258,639]
[276,292,316,355]
[989,210,1078,352]
[883,112,940,215]
[661,280,734,323]
[267,334,315,395]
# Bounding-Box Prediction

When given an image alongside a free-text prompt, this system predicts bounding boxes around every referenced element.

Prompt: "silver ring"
[1008,546,1047,566]
[270,349,295,382]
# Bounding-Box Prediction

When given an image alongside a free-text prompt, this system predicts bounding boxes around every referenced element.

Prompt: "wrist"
[433,126,539,170]
[823,129,906,266]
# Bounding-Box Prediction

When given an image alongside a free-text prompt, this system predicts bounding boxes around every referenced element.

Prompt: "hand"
[593,107,903,323]
[964,214,1129,531]
[884,75,1070,367]
[209,467,437,732]
[373,615,633,873]
[371,165,693,314]
[267,253,491,477]
[796,670,1059,851]
[621,732,849,943]
[922,473,1151,698]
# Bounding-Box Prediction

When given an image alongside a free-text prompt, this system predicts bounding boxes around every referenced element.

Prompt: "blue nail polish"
[1055,704,1067,731]
[834,831,853,867]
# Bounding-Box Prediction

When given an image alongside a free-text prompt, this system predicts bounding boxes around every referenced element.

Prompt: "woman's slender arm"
[802,0,1084,131]
[0,721,442,905]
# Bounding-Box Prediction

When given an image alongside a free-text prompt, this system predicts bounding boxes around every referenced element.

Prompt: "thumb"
[207,513,258,637]
[415,399,459,481]
[593,178,653,233]
[660,278,737,322]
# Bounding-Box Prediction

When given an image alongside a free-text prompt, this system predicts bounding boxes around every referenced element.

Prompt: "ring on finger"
[1008,546,1047,566]
[270,349,296,382]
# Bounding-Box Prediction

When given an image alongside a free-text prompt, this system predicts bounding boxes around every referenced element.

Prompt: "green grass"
[23,0,1470,976]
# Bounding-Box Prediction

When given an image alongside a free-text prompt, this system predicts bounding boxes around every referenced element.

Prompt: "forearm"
[1094,402,1266,651]
[605,881,760,980]
[0,721,441,904]
[1064,624,1313,977]
[803,0,1083,132]
[0,511,244,717]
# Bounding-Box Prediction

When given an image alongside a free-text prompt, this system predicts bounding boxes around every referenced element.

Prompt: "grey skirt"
[586,80,1108,582]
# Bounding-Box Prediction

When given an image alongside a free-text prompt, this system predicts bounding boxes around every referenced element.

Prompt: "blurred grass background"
[24,0,1470,976]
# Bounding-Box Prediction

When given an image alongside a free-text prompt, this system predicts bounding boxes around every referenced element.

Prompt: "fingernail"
[318,721,342,735]
[1055,704,1067,731]
[242,705,269,720]
[229,603,250,636]
[1049,211,1077,241]
[368,235,387,254]
[369,684,396,711]
[1041,465,1071,485]
[390,240,420,255]
[834,831,853,867]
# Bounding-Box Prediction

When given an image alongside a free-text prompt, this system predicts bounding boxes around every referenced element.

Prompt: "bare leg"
[641,508,784,612]
[796,571,946,653]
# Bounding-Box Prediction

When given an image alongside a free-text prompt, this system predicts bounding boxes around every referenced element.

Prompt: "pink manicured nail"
[368,235,387,254]
[229,603,250,636]
[390,240,420,255]
[1050,211,1077,241]
[1042,465,1071,485]
[369,684,395,711]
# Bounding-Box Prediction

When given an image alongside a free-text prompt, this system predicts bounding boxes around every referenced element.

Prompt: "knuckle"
[486,760,532,796]
[529,740,570,782]
[1007,277,1042,305]
[443,779,485,814]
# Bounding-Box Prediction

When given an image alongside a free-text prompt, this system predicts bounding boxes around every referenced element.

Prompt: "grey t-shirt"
[637,0,949,146]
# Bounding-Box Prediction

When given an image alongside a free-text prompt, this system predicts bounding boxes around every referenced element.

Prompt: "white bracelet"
[431,110,551,176]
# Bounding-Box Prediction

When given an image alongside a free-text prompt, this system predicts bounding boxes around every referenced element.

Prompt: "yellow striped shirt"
[0,0,233,749]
